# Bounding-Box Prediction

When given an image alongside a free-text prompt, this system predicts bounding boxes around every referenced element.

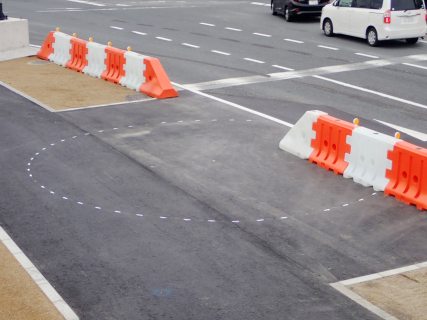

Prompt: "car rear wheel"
[323,19,333,37]
[272,1,277,15]
[367,27,379,47]
[284,7,293,22]
[405,38,418,44]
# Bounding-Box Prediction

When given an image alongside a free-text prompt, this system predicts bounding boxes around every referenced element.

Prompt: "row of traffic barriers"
[279,110,427,211]
[36,30,178,99]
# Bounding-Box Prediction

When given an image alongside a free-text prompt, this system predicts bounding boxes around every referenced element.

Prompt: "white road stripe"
[272,65,295,71]
[225,27,242,31]
[374,119,427,141]
[211,50,231,55]
[67,0,105,6]
[182,43,200,48]
[402,62,427,70]
[132,31,147,35]
[200,22,215,26]
[314,75,427,110]
[419,40,427,43]
[251,2,265,5]
[110,26,124,30]
[284,38,304,43]
[244,58,265,64]
[116,3,130,6]
[171,82,293,128]
[156,37,172,41]
[355,53,379,59]
[253,32,271,37]
[317,45,339,50]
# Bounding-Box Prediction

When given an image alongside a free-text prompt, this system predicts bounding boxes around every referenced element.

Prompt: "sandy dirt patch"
[351,268,427,320]
[0,56,150,111]
[0,240,65,320]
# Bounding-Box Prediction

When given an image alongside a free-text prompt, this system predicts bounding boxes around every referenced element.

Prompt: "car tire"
[405,38,418,44]
[284,7,293,22]
[323,19,333,37]
[367,27,379,47]
[272,1,277,15]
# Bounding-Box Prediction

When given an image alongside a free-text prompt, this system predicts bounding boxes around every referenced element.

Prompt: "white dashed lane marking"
[182,43,200,48]
[200,22,215,26]
[244,58,265,64]
[132,31,146,35]
[211,50,231,55]
[402,63,427,70]
[110,26,124,30]
[317,45,339,51]
[253,33,271,37]
[284,39,304,44]
[156,37,172,41]
[225,27,242,32]
[355,53,379,59]
[272,65,295,71]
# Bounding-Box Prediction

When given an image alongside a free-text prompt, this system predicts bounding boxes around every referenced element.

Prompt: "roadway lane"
[2,0,427,319]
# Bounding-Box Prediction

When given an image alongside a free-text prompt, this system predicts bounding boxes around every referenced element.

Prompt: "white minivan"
[320,0,427,46]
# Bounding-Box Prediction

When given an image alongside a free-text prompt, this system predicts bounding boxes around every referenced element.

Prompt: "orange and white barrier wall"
[36,30,178,99]
[280,110,427,211]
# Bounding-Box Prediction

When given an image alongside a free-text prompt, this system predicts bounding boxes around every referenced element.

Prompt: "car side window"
[369,0,383,9]
[339,0,352,6]
[352,0,369,7]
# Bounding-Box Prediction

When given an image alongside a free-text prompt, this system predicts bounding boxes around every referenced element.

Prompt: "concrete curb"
[0,226,79,320]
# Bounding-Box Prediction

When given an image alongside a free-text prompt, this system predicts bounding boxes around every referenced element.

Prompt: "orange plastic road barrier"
[36,31,55,60]
[66,38,88,72]
[385,141,427,210]
[309,115,357,174]
[139,57,179,99]
[101,47,126,84]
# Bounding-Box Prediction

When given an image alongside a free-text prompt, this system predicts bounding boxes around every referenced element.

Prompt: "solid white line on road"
[284,38,304,43]
[171,82,293,128]
[251,2,266,5]
[253,32,272,37]
[132,31,147,35]
[182,43,200,48]
[317,45,339,50]
[211,50,231,55]
[374,119,427,141]
[225,27,242,31]
[244,58,265,64]
[402,62,427,70]
[355,53,379,59]
[67,0,105,6]
[272,65,295,71]
[314,75,427,110]
[200,22,215,26]
[110,26,124,30]
[156,37,172,41]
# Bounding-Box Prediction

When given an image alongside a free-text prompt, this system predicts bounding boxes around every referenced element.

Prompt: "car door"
[350,0,371,37]
[334,0,354,33]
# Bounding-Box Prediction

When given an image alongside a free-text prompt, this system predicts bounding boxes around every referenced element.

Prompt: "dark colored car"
[271,0,330,21]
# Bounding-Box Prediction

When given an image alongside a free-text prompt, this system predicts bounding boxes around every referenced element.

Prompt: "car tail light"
[384,10,391,24]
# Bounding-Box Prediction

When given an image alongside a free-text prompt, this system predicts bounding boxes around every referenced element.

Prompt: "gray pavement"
[1,0,427,319]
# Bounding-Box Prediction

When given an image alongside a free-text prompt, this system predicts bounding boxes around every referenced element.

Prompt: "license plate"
[309,0,318,4]
[403,17,414,24]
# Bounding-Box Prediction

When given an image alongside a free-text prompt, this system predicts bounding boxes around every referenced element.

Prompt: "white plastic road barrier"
[82,42,107,78]
[120,51,147,91]
[279,110,327,159]
[344,127,401,191]
[49,32,72,67]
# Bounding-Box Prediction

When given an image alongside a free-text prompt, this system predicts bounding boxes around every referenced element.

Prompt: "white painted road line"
[67,0,105,6]
[211,50,231,55]
[251,2,266,5]
[314,75,427,110]
[110,26,124,30]
[284,38,304,44]
[200,22,215,26]
[171,82,294,128]
[244,58,265,64]
[182,43,200,48]
[132,31,147,35]
[116,3,130,6]
[253,32,271,37]
[317,45,339,50]
[402,62,427,70]
[156,37,172,41]
[225,27,242,31]
[272,65,295,71]
[355,53,379,59]
[375,119,427,141]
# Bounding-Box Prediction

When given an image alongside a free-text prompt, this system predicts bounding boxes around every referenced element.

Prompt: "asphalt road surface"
[1,0,427,319]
